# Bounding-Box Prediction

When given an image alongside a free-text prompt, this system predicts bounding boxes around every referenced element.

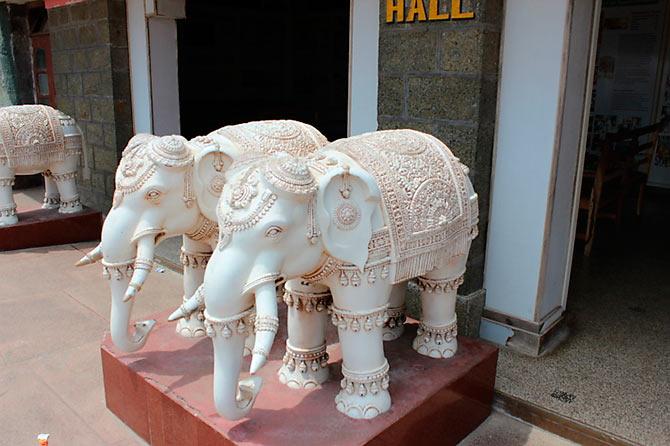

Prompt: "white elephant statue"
[76,120,328,353]
[0,104,84,226]
[174,129,479,420]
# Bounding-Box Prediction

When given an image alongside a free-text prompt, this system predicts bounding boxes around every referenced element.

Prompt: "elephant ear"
[316,159,381,271]
[192,144,234,222]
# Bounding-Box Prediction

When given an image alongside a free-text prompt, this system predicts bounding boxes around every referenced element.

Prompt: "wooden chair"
[577,143,627,255]
[624,120,666,216]
[576,118,667,255]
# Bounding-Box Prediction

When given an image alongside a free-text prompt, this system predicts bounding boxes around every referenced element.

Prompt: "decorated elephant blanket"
[0,105,75,168]
[327,130,478,283]
[215,120,328,157]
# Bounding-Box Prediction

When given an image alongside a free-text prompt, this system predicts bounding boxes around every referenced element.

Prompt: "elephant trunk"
[109,271,156,352]
[249,282,279,374]
[75,243,103,266]
[211,317,263,420]
[123,235,156,302]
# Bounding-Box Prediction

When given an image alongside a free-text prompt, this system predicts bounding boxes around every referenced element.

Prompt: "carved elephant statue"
[0,105,84,226]
[76,120,328,353]
[173,129,479,420]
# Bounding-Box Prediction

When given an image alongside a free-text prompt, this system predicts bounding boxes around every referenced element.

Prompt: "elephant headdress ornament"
[113,135,195,212]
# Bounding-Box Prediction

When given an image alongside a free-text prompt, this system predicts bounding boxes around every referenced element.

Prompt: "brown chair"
[624,120,666,216]
[577,143,627,256]
[577,118,668,255]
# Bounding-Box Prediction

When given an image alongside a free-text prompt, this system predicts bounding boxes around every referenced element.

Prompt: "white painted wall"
[348,0,379,136]
[483,0,572,321]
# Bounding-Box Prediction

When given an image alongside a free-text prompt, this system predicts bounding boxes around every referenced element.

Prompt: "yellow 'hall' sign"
[386,0,475,23]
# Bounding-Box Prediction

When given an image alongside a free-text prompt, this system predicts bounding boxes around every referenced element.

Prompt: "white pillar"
[481,0,600,355]
[348,0,379,136]
[126,0,184,136]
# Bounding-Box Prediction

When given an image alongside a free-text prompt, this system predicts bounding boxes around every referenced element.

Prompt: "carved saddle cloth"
[328,129,478,283]
[215,120,328,157]
[0,105,71,168]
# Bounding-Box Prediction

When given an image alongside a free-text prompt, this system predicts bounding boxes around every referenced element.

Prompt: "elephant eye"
[145,188,163,203]
[265,226,283,239]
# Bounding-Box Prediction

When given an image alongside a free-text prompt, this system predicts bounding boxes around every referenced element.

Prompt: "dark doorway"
[177,1,350,141]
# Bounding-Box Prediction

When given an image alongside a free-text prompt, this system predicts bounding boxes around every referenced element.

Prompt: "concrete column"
[481,0,600,355]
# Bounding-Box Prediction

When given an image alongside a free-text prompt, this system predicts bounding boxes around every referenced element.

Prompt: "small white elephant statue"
[77,120,328,353]
[0,104,84,226]
[178,129,479,421]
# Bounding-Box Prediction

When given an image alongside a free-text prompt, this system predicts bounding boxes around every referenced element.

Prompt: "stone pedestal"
[101,309,498,446]
[0,207,102,251]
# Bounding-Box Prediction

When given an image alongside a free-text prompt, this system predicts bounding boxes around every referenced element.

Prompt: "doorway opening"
[498,1,670,443]
[176,0,350,141]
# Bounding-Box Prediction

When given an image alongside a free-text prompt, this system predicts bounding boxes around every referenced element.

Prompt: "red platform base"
[0,207,102,251]
[101,309,498,446]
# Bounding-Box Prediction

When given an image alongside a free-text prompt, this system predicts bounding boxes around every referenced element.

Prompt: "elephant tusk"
[122,235,156,302]
[168,286,205,321]
[75,243,103,266]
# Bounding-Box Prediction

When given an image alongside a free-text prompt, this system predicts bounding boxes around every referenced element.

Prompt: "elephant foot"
[42,195,60,210]
[0,206,18,227]
[382,305,406,341]
[175,311,207,338]
[59,197,82,214]
[335,360,391,419]
[412,317,458,359]
[278,341,329,389]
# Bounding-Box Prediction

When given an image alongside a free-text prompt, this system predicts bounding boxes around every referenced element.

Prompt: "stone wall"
[48,0,132,212]
[8,4,34,105]
[378,0,502,335]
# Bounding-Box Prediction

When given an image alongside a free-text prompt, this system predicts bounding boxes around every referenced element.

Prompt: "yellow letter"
[428,0,450,20]
[406,0,427,22]
[451,0,475,19]
[386,0,404,23]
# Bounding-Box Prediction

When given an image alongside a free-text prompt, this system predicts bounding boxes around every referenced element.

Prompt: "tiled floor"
[0,189,571,445]
[460,412,576,446]
[496,191,670,445]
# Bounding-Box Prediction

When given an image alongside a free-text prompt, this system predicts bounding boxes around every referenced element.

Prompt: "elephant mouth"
[241,273,283,295]
[131,227,166,244]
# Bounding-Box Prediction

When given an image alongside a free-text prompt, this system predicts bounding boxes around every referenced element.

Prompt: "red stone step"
[101,309,498,446]
[0,207,102,251]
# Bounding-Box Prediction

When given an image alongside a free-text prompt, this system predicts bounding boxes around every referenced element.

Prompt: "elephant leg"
[0,166,17,226]
[278,280,331,389]
[330,278,392,420]
[51,157,81,214]
[42,171,60,209]
[175,235,211,339]
[412,253,468,359]
[383,282,406,341]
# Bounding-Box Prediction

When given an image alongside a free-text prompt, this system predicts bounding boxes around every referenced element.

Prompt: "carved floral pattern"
[330,304,389,332]
[204,307,255,339]
[281,342,329,375]
[215,120,328,158]
[180,247,212,269]
[416,274,464,293]
[283,288,331,312]
[0,105,73,168]
[338,360,390,400]
[326,130,476,282]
